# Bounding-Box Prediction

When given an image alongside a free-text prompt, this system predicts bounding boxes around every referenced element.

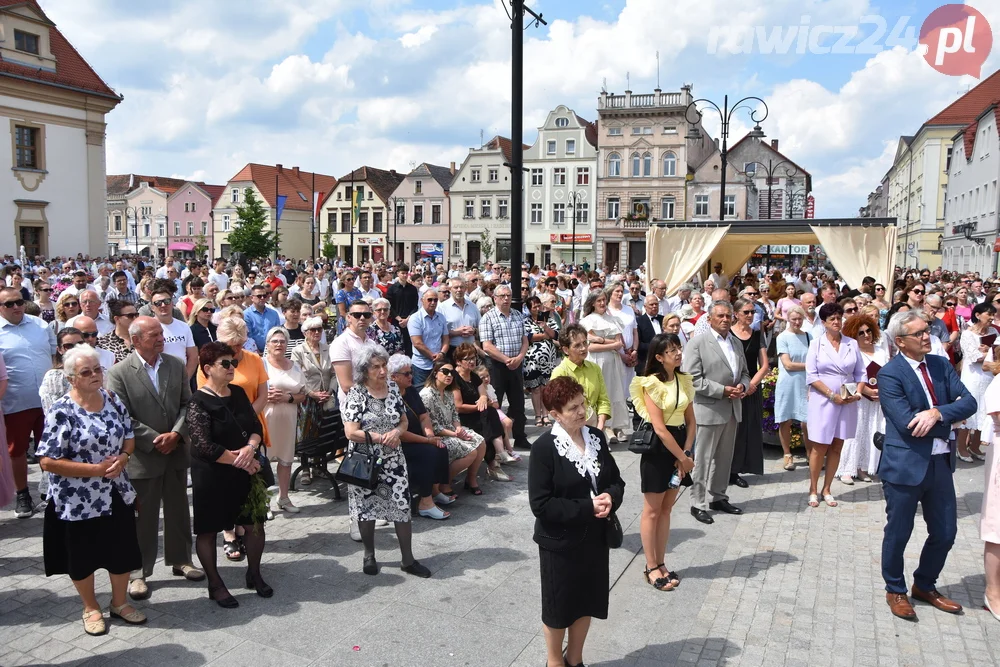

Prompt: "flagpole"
[311,171,316,266]
[350,173,355,267]
[274,170,280,262]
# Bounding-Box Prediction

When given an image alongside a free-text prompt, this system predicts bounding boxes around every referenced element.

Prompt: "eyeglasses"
[349,311,372,319]
[217,359,240,369]
[739,309,754,315]
[268,337,287,344]
[152,299,171,307]
[425,298,438,303]
[81,331,99,339]
[458,356,476,363]
[200,306,216,313]
[0,299,25,308]
[76,366,104,378]
[439,368,454,376]
[374,307,389,312]
[899,328,930,338]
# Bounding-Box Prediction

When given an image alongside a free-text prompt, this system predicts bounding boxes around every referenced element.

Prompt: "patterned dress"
[522,313,560,390]
[367,322,403,356]
[419,385,484,461]
[97,330,133,364]
[341,383,411,523]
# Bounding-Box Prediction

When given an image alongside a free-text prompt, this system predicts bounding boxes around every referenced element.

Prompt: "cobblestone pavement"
[1,431,998,666]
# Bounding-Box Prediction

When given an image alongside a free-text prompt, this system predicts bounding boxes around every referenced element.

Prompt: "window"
[632,126,652,135]
[488,168,499,183]
[607,153,621,177]
[157,223,165,237]
[496,239,512,262]
[327,211,336,230]
[414,180,422,194]
[373,212,383,232]
[555,117,569,127]
[547,140,556,155]
[413,204,424,224]
[341,212,351,233]
[631,153,641,177]
[395,206,405,225]
[724,195,736,217]
[191,202,196,212]
[663,152,677,176]
[531,203,543,224]
[357,186,365,201]
[531,168,544,186]
[553,168,567,186]
[201,221,208,235]
[432,204,442,224]
[113,215,122,232]
[173,222,181,236]
[222,214,231,231]
[695,195,709,217]
[141,206,152,216]
[553,203,566,223]
[663,126,677,134]
[471,169,481,183]
[642,153,652,177]
[566,139,576,154]
[231,188,241,203]
[607,198,620,219]
[358,212,368,233]
[187,222,194,235]
[14,30,39,55]
[631,127,642,136]
[144,222,151,237]
[608,127,622,136]
[497,199,508,219]
[184,203,189,213]
[643,126,653,135]
[575,203,589,224]
[481,199,492,218]
[661,197,676,220]
[14,126,38,169]
[453,239,461,255]
[464,199,474,218]
[632,199,650,218]
[577,167,590,185]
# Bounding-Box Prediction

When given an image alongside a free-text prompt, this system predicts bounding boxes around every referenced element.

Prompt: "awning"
[168,242,195,251]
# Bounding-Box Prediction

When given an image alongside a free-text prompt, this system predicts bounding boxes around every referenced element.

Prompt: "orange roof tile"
[925,67,1000,127]
[228,163,338,211]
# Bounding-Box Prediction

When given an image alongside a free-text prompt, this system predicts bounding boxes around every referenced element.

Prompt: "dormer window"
[14,30,39,55]
[555,117,569,127]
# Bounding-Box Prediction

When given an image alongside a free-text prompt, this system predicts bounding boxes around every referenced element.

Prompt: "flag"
[352,189,360,228]
[276,195,288,223]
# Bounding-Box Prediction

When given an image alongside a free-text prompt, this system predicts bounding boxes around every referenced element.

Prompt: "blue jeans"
[412,366,431,391]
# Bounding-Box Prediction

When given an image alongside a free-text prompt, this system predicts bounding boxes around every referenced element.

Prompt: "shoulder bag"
[628,376,680,454]
[202,387,275,487]
[335,431,383,490]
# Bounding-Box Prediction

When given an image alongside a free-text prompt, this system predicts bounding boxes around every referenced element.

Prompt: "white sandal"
[82,609,106,636]
[823,494,838,507]
[109,602,147,625]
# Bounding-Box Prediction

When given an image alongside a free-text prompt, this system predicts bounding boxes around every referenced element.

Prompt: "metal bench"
[291,408,348,499]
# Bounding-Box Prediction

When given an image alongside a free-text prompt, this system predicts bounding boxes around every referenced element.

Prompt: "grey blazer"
[106,351,191,479]
[681,329,751,425]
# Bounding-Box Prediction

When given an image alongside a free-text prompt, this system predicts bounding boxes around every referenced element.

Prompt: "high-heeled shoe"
[363,554,378,575]
[986,593,1000,622]
[207,584,238,608]
[245,571,273,598]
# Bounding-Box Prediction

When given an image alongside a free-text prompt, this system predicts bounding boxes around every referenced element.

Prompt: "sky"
[41,0,1000,218]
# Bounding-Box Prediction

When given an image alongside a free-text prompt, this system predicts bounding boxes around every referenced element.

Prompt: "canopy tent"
[645,218,898,295]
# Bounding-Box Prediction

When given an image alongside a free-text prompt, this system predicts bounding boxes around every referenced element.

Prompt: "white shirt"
[65,313,114,336]
[361,287,381,302]
[208,270,229,291]
[159,318,194,364]
[709,272,728,289]
[141,353,163,392]
[713,329,740,384]
[664,294,689,313]
[901,354,949,455]
[316,277,330,300]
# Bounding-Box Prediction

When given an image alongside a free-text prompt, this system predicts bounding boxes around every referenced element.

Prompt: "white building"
[0,0,121,259]
[449,136,519,267]
[523,106,598,267]
[941,104,1000,276]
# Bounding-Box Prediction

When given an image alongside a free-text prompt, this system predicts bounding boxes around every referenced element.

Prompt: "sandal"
[658,564,680,588]
[643,565,674,591]
[535,417,544,427]
[223,539,244,562]
[82,609,106,636]
[823,494,838,507]
[783,454,795,471]
[463,482,483,496]
[505,449,522,463]
[808,494,819,508]
[418,505,450,520]
[109,602,147,625]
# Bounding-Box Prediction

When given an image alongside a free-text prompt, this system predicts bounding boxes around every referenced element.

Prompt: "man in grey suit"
[106,316,204,600]
[681,301,751,525]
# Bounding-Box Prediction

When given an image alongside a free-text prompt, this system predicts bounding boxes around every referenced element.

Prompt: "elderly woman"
[774,306,810,471]
[529,376,625,667]
[729,298,769,488]
[188,342,270,607]
[388,354,453,519]
[836,314,887,484]
[421,358,489,493]
[262,327,307,513]
[342,342,431,578]
[187,297,218,348]
[524,295,561,426]
[805,302,865,508]
[50,290,82,335]
[367,297,403,355]
[477,296,494,317]
[37,346,145,636]
[291,316,334,486]
[580,290,630,443]
[958,301,998,462]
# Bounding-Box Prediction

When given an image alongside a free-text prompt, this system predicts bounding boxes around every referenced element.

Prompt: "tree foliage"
[480,228,494,263]
[193,233,209,259]
[228,188,279,260]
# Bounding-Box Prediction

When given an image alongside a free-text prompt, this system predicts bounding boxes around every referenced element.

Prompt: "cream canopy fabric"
[646,220,897,295]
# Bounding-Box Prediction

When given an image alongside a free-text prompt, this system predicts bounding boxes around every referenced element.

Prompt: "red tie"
[918,362,938,406]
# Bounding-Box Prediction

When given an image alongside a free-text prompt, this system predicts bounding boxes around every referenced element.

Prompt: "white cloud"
[399,25,439,48]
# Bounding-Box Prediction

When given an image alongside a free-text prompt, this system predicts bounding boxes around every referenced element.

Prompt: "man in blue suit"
[878,311,976,620]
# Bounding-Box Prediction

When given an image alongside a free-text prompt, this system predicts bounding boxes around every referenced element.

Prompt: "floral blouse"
[418,386,460,433]
[367,322,403,356]
[35,389,137,521]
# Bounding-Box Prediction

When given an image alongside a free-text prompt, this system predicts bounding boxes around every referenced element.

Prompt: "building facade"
[523,105,598,267]
[941,104,1000,276]
[0,0,121,258]
[106,174,186,257]
[727,137,812,220]
[166,182,223,260]
[386,163,454,266]
[449,136,519,267]
[594,86,714,270]
[317,166,404,264]
[123,181,171,259]
[685,148,755,222]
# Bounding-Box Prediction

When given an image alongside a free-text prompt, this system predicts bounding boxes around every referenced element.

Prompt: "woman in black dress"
[729,297,769,487]
[451,342,511,481]
[188,341,269,608]
[528,376,625,667]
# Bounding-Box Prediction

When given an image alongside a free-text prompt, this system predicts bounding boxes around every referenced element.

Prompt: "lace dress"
[960,326,998,432]
[579,312,630,432]
[836,346,888,477]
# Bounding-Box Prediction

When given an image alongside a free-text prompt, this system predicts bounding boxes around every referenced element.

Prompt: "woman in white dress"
[606,282,638,400]
[958,302,998,462]
[836,314,888,483]
[579,290,630,442]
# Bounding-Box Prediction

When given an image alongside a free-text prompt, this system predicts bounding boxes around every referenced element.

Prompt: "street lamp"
[786,188,808,219]
[125,205,140,256]
[741,159,800,219]
[566,189,587,267]
[388,196,404,265]
[685,95,768,222]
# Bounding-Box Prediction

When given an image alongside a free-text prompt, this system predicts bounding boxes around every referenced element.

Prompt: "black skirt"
[401,441,450,497]
[191,457,253,534]
[640,425,686,494]
[538,522,609,629]
[44,487,142,581]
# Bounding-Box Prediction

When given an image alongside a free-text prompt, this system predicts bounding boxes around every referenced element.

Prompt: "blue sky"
[42,0,1000,218]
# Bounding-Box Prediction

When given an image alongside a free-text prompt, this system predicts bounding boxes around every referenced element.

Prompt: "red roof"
[202,184,226,208]
[575,115,598,148]
[106,174,189,196]
[228,163,337,211]
[485,135,530,163]
[926,68,1000,127]
[0,0,119,101]
[959,99,1000,162]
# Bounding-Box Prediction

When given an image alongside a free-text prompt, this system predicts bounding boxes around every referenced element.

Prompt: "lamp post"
[786,188,808,219]
[124,205,136,256]
[388,195,404,265]
[125,205,141,256]
[684,95,768,222]
[741,159,799,219]
[566,189,587,267]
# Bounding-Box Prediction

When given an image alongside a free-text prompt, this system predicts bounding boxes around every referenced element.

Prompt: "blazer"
[877,352,975,486]
[636,313,662,368]
[291,340,336,410]
[106,351,191,479]
[805,333,865,396]
[680,328,751,425]
[528,427,625,552]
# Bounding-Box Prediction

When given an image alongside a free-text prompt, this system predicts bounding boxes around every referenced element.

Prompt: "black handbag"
[335,431,383,490]
[628,376,680,455]
[256,445,275,488]
[873,432,884,451]
[605,512,624,549]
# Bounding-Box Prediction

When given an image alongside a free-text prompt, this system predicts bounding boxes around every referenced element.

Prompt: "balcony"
[597,217,650,232]
[599,91,687,111]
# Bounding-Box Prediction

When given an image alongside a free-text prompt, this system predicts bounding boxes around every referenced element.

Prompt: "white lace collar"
[551,422,602,485]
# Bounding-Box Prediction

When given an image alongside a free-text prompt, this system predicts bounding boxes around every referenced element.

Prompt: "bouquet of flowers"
[760,367,804,449]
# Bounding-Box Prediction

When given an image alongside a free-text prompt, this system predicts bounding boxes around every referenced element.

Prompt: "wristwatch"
[287,393,294,403]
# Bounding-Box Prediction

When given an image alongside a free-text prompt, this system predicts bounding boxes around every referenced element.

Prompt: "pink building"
[166,182,225,259]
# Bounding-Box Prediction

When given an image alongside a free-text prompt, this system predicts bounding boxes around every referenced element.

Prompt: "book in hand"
[839,382,859,400]
[982,332,998,348]
[865,361,882,386]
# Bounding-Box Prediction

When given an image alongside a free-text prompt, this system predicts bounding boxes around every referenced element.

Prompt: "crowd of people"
[0,253,998,662]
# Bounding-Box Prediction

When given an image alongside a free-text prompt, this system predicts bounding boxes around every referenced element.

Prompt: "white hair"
[886,310,924,343]
[351,341,390,385]
[387,353,413,375]
[710,300,733,315]
[63,345,101,377]
[372,297,390,310]
[302,316,324,331]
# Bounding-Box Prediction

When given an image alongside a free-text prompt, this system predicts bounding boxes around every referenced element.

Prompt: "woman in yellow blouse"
[551,324,612,431]
[629,333,696,592]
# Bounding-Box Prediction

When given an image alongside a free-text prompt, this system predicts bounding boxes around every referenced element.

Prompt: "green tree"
[480,228,494,263]
[227,188,279,260]
[193,233,209,259]
[322,235,337,262]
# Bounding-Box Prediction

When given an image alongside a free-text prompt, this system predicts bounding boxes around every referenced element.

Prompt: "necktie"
[918,362,938,406]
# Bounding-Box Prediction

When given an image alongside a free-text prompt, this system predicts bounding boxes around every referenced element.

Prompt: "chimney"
[292,166,300,176]
[771,139,779,151]
[276,164,283,173]
[390,169,397,176]
[450,162,456,175]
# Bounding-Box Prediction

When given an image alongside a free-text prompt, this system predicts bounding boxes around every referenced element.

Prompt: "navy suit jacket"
[877,353,975,486]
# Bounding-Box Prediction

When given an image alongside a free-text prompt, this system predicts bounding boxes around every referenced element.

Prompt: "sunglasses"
[152,299,172,307]
[857,328,872,336]
[911,290,924,295]
[945,302,955,307]
[425,298,438,303]
[843,307,857,313]
[217,359,240,369]
[739,309,754,315]
[0,299,25,308]
[118,312,138,319]
[395,370,413,377]
[81,331,99,339]
[348,311,372,319]
[200,306,216,313]
[76,366,104,378]
[876,287,885,291]
[61,340,85,349]
[439,368,454,376]
[38,287,53,292]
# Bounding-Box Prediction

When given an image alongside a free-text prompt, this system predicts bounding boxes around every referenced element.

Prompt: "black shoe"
[730,474,749,489]
[245,571,273,598]
[709,500,743,515]
[207,585,238,608]
[401,560,432,578]
[690,507,714,524]
[363,554,378,575]
[14,491,33,519]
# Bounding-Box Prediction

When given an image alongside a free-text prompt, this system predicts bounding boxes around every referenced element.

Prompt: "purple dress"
[805,333,866,445]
